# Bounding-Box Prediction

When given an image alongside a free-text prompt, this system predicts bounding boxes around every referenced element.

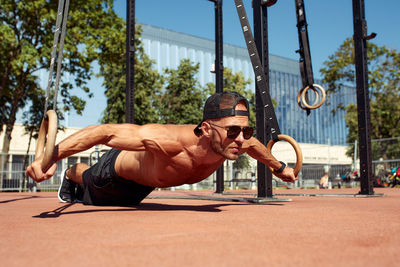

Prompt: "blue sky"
[66,0,400,127]
[118,0,399,76]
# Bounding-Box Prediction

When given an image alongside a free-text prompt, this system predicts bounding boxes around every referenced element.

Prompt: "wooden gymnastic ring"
[35,110,58,173]
[297,86,319,110]
[301,84,326,109]
[266,134,303,177]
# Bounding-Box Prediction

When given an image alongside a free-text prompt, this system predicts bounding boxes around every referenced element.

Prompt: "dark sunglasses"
[209,123,254,140]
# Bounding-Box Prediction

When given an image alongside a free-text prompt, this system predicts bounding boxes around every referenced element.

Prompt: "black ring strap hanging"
[295,0,325,113]
[295,0,314,91]
[35,0,69,173]
[234,0,303,177]
[44,0,70,114]
[234,0,280,142]
[295,0,312,114]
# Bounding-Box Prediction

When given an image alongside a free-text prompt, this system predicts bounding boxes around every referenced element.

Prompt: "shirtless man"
[26,91,297,206]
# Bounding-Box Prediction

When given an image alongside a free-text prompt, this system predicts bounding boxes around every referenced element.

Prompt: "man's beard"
[210,135,240,161]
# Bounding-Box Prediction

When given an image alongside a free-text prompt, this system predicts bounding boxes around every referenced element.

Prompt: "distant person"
[352,170,359,181]
[319,173,329,189]
[389,166,400,188]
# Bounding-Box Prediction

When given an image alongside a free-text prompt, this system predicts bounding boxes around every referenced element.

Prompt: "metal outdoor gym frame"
[125,0,379,199]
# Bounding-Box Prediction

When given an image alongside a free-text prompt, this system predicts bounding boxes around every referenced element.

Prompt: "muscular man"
[26,91,297,206]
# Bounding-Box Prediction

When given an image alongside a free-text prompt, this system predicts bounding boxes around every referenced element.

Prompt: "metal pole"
[353,140,357,171]
[352,0,374,195]
[126,0,135,123]
[211,0,225,194]
[253,0,273,198]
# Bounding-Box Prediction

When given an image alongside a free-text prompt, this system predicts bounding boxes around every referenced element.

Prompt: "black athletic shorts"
[81,148,155,206]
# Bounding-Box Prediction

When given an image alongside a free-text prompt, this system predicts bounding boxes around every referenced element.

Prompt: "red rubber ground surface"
[0,188,399,266]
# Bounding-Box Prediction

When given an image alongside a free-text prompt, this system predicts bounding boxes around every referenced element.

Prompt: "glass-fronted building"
[141,24,356,145]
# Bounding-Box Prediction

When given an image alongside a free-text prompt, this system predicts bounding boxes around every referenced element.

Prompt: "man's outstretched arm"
[242,137,297,183]
[26,124,181,182]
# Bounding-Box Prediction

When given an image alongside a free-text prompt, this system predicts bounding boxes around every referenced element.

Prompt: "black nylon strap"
[295,0,314,87]
[234,0,281,140]
[295,0,314,115]
[52,0,70,111]
[44,0,69,114]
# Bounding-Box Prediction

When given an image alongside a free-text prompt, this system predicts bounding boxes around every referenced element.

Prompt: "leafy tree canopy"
[159,59,208,125]
[320,38,400,160]
[99,24,163,125]
[0,0,121,154]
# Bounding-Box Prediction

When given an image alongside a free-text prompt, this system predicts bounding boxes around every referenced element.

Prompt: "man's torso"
[113,125,225,187]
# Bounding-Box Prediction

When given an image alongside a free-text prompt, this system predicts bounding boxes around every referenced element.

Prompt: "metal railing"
[0,153,90,192]
[1,162,64,192]
[3,152,394,192]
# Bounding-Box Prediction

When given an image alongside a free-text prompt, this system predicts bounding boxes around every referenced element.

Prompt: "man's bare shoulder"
[138,124,197,138]
[137,124,199,150]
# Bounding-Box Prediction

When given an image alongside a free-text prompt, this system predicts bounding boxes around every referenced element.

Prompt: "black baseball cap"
[194,91,250,136]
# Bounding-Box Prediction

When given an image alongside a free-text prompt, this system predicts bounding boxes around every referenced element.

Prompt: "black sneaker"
[58,169,76,203]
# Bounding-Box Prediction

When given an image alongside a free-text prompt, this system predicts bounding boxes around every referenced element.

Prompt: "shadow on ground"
[32,202,253,218]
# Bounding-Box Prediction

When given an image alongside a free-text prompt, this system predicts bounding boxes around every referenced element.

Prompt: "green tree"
[320,38,400,160]
[159,59,208,124]
[99,24,163,124]
[0,0,120,155]
[232,154,251,170]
